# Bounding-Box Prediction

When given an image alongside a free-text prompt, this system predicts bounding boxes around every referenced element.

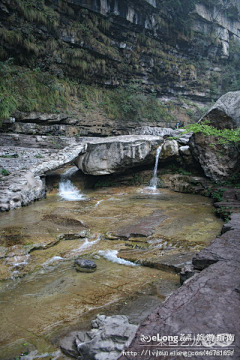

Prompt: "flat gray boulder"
[75,135,163,175]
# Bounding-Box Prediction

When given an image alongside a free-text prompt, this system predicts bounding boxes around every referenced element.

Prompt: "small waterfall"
[59,167,85,201]
[148,144,163,190]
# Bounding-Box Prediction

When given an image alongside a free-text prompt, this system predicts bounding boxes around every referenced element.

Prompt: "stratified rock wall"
[0,0,239,101]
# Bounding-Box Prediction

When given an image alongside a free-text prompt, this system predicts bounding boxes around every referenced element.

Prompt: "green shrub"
[210,189,226,202]
[1,168,10,176]
[184,121,240,145]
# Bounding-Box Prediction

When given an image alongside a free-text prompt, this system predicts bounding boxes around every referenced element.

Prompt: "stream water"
[0,168,223,359]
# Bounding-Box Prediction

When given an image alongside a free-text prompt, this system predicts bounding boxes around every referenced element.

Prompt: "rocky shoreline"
[53,195,240,360]
[118,212,240,360]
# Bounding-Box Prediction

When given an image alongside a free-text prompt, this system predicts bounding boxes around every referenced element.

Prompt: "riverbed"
[0,169,223,359]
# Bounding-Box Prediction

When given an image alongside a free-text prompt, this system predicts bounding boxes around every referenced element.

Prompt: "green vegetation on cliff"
[0,60,70,120]
[0,60,173,125]
[0,0,240,127]
[186,122,240,145]
[0,0,239,105]
[162,0,197,34]
[221,39,240,93]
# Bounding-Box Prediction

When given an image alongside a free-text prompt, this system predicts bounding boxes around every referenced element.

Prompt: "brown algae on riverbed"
[0,183,223,358]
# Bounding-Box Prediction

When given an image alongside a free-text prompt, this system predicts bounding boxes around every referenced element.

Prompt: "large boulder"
[75,136,163,175]
[202,91,240,129]
[190,91,240,181]
[190,132,240,181]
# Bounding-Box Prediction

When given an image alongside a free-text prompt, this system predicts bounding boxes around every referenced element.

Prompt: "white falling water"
[59,167,85,201]
[148,144,163,190]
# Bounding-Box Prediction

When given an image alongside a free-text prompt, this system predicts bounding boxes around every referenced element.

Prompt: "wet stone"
[74,258,97,273]
[192,229,240,270]
[57,230,89,241]
[180,262,199,285]
[119,249,195,274]
[221,212,240,234]
[105,232,119,240]
[114,210,167,239]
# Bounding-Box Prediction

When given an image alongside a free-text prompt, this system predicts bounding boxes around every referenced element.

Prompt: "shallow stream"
[0,169,223,359]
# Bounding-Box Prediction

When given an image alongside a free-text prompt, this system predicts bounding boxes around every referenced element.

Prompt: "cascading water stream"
[148,143,163,190]
[59,167,85,201]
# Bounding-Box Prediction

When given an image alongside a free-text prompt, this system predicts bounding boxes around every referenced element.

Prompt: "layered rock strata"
[0,0,239,100]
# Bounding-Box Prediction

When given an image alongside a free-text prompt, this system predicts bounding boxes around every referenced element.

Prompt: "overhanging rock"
[75,135,163,175]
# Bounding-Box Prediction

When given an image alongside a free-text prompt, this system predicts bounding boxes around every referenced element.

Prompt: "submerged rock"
[114,210,167,239]
[74,258,97,273]
[119,249,195,274]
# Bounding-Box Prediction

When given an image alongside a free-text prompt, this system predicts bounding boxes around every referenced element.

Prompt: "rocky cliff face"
[0,0,239,102]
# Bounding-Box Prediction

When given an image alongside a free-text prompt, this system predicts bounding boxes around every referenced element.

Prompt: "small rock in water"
[105,231,119,240]
[74,258,97,273]
[57,230,89,241]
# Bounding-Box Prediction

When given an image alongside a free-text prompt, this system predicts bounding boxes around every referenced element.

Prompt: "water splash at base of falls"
[59,167,85,201]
